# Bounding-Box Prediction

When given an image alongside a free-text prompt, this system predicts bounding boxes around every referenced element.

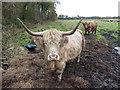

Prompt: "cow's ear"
[82,22,84,25]
[35,37,44,50]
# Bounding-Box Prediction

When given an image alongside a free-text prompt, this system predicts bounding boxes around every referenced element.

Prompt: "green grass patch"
[111,33,118,38]
[96,34,108,43]
[19,19,118,45]
[3,19,119,47]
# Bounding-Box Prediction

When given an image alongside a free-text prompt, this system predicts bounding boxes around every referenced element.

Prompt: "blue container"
[25,44,37,49]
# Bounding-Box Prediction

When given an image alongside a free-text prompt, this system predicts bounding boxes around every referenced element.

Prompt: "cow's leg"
[92,28,95,34]
[94,29,96,34]
[89,28,91,34]
[77,47,83,63]
[48,61,56,77]
[56,61,66,82]
[77,54,80,63]
[92,30,94,34]
[85,30,87,34]
[77,55,80,63]
[49,61,56,71]
[88,31,90,34]
[86,30,88,35]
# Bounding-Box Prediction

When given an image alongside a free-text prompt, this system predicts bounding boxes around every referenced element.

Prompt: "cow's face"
[42,29,68,61]
[82,22,89,29]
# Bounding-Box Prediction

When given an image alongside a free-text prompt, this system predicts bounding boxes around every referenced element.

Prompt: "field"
[2,19,120,88]
[2,19,119,58]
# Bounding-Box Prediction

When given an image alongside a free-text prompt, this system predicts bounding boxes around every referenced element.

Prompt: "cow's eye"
[59,42,61,45]
[44,42,47,46]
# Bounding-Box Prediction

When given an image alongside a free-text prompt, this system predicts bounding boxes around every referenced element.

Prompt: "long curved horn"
[17,18,43,37]
[62,19,83,36]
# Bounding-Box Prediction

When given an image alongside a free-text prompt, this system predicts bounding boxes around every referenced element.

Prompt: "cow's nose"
[48,54,59,60]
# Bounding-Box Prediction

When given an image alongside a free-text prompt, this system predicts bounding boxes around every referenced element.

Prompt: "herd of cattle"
[17,18,97,82]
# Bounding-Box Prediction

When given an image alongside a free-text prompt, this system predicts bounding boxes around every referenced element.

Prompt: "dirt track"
[2,34,120,88]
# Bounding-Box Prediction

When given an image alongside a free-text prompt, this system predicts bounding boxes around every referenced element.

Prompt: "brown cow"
[82,21,97,34]
[17,18,85,82]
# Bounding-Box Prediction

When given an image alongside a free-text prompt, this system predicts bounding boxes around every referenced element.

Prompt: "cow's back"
[60,29,84,61]
[89,21,97,28]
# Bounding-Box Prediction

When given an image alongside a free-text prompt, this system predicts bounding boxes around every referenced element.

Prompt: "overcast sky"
[56,0,120,17]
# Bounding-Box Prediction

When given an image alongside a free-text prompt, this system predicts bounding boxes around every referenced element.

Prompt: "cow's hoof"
[77,59,80,63]
[56,78,61,83]
[55,76,62,83]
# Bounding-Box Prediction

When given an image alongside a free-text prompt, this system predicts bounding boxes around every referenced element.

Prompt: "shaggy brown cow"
[82,21,97,34]
[17,18,85,81]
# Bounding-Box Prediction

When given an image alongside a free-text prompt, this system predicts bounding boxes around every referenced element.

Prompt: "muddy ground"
[2,34,120,88]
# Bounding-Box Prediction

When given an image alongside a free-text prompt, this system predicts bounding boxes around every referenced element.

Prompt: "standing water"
[114,47,120,55]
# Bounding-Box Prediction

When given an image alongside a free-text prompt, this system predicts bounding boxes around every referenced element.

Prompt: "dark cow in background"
[82,21,97,34]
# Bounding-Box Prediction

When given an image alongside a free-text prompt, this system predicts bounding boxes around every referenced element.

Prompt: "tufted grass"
[3,19,119,46]
[2,19,119,59]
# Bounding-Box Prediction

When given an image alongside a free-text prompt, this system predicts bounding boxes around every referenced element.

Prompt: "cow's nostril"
[56,55,58,58]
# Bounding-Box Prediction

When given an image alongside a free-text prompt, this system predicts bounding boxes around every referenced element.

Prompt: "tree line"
[58,14,119,20]
[2,2,59,28]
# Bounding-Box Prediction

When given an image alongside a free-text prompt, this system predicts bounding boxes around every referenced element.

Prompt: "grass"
[14,20,119,45]
[2,19,119,59]
[3,19,119,45]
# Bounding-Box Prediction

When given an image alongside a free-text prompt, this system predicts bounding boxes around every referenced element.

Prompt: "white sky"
[56,0,120,17]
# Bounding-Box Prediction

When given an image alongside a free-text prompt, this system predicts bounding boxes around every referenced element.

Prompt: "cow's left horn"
[17,18,43,37]
[62,19,83,36]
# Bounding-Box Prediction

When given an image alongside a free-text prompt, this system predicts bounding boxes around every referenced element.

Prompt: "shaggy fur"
[34,29,85,81]
[82,21,97,34]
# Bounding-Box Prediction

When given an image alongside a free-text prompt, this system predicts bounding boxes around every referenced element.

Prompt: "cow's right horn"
[17,18,43,37]
[62,19,83,36]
